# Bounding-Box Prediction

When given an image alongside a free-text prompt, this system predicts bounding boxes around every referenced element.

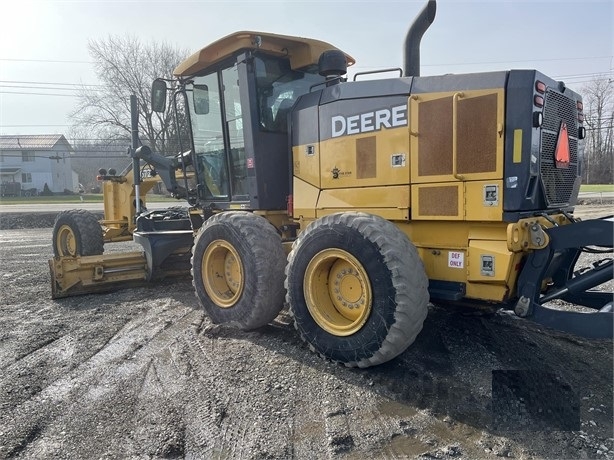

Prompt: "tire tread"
[191,212,286,330]
[286,212,429,368]
[52,209,104,257]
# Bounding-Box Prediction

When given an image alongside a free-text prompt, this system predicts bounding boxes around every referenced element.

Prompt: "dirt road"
[0,206,612,459]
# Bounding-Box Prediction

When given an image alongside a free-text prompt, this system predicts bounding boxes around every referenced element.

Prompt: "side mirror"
[151,78,167,113]
[193,84,210,114]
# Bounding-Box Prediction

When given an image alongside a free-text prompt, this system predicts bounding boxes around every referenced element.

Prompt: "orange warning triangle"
[555,122,570,169]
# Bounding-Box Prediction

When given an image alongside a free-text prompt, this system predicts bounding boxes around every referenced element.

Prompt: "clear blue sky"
[0,0,612,137]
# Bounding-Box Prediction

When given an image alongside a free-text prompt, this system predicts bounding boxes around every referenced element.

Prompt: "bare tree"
[581,77,614,184]
[71,35,188,155]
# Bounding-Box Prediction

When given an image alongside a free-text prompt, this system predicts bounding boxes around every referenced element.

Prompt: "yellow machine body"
[292,85,569,303]
[100,172,160,242]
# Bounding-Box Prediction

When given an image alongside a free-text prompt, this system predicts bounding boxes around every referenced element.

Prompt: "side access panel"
[409,87,505,221]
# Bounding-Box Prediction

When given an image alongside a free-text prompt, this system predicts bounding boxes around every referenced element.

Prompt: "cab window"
[255,56,325,133]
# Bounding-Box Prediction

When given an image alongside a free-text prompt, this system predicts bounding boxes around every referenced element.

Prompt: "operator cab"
[163,32,354,211]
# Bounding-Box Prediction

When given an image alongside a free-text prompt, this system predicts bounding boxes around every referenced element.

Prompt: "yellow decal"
[513,129,523,163]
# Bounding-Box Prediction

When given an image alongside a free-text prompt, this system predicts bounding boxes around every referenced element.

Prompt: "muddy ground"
[0,205,612,459]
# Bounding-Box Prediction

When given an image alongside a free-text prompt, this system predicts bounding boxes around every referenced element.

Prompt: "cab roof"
[173,31,355,77]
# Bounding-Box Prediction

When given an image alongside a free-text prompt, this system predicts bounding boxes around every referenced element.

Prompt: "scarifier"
[49,0,613,368]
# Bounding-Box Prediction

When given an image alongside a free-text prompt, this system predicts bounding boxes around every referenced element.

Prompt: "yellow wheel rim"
[202,239,244,308]
[56,224,77,257]
[304,249,372,336]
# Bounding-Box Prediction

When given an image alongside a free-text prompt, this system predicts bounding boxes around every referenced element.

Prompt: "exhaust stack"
[403,0,437,77]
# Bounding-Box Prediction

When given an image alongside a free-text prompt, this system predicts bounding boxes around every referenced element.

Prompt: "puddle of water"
[378,399,418,418]
[429,418,483,444]
[377,398,485,457]
[376,399,429,456]
[384,434,431,457]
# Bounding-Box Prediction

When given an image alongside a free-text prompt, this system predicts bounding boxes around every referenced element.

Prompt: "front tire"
[52,209,104,257]
[191,212,286,330]
[285,212,429,368]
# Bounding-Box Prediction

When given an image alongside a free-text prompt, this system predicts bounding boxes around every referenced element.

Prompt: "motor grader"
[49,0,613,368]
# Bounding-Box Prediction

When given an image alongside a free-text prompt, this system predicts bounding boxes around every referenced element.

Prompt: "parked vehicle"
[49,0,613,368]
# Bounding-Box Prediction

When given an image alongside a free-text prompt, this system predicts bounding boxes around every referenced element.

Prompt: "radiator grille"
[540,89,579,206]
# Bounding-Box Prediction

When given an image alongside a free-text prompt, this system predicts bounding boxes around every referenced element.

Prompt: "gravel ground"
[0,205,612,459]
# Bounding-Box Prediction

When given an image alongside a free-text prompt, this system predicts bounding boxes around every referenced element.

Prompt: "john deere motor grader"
[50,0,613,368]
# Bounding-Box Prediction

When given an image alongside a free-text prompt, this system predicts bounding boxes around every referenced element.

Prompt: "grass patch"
[580,184,614,192]
[0,195,101,205]
[0,194,177,205]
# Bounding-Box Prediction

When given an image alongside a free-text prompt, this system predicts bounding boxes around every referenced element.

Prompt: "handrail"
[353,68,403,81]
[452,92,464,181]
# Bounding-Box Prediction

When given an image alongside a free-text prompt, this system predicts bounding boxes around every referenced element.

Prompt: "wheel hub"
[202,240,244,308]
[304,249,372,336]
[56,224,77,257]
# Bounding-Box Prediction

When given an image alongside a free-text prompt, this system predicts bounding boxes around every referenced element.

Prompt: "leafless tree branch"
[70,35,188,155]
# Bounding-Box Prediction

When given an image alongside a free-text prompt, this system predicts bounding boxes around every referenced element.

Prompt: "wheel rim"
[56,224,77,257]
[304,248,372,336]
[202,239,244,308]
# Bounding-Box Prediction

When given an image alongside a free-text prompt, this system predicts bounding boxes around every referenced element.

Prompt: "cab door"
[188,63,248,205]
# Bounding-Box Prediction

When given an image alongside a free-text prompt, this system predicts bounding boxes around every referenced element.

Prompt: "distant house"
[0,134,79,195]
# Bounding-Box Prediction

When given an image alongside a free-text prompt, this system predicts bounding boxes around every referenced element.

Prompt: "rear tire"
[191,211,286,330]
[52,209,104,257]
[285,212,429,368]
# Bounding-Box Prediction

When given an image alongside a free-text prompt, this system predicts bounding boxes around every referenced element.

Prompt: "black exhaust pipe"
[403,0,437,77]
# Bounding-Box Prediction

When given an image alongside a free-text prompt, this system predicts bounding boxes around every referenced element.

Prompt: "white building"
[0,134,79,195]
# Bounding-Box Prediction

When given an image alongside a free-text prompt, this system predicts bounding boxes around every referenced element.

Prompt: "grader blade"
[49,252,149,299]
[514,216,614,339]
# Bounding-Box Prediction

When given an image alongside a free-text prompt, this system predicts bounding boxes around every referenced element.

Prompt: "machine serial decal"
[481,255,495,276]
[483,184,499,206]
[391,153,406,168]
[331,104,408,138]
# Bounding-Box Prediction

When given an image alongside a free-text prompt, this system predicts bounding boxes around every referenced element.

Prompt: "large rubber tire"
[52,209,104,257]
[285,212,429,368]
[191,211,286,330]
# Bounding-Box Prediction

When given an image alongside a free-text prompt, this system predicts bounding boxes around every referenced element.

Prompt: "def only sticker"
[448,251,464,268]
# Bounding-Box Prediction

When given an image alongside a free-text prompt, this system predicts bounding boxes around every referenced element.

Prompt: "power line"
[3,54,611,67]
[558,79,613,86]
[0,91,78,97]
[352,56,613,71]
[3,70,611,88]
[0,84,81,92]
[0,58,91,64]
[0,154,130,159]
[0,80,103,88]
[1,73,610,100]
[2,125,71,127]
[422,55,613,68]
[552,71,613,79]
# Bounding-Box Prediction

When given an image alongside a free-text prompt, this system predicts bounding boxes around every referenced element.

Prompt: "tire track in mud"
[285,361,351,459]
[0,225,613,459]
[121,313,210,458]
[320,383,355,457]
[0,304,140,413]
[178,326,278,458]
[125,359,187,458]
[157,319,341,459]
[0,298,199,458]
[0,331,62,372]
